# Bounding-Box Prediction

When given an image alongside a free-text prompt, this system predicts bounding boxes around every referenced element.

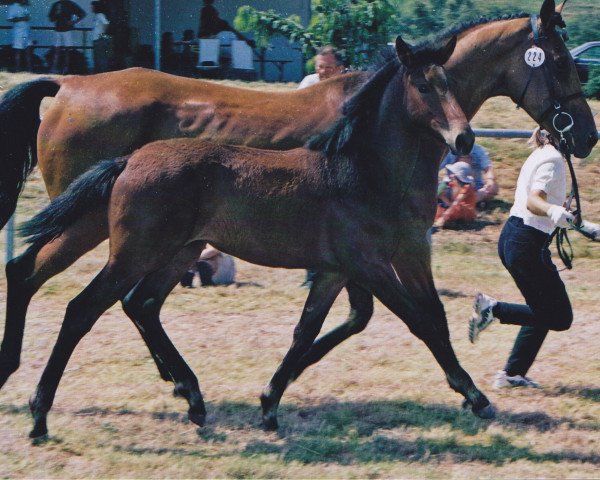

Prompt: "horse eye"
[555,58,568,71]
[418,84,431,94]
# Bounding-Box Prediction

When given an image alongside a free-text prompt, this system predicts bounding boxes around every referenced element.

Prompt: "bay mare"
[19,36,481,437]
[0,0,597,434]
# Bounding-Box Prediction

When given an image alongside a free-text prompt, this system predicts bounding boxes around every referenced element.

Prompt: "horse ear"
[540,0,556,27]
[556,0,568,14]
[395,35,415,68]
[435,35,457,66]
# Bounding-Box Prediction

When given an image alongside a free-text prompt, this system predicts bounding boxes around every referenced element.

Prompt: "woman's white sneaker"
[493,370,540,389]
[469,292,498,343]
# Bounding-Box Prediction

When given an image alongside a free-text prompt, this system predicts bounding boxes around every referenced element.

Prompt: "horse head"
[504,0,597,157]
[396,35,474,156]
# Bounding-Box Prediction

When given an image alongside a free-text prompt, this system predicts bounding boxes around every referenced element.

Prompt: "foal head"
[502,0,597,157]
[395,35,474,155]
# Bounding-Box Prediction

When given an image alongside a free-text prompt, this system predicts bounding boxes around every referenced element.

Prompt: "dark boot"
[197,261,214,286]
[180,270,195,288]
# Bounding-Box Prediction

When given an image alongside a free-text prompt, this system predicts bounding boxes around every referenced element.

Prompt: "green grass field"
[0,72,598,478]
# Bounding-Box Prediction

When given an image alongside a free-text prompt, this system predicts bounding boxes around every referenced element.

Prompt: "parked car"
[570,41,600,84]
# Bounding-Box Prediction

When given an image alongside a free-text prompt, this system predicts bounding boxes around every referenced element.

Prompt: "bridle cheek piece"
[516,14,584,154]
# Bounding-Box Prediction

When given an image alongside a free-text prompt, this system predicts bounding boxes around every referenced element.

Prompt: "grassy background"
[0,72,598,478]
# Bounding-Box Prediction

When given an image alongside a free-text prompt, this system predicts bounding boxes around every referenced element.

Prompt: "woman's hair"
[528,127,555,148]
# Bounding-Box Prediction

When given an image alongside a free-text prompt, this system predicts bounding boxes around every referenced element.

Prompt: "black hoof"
[188,411,206,427]
[29,424,48,439]
[474,403,496,419]
[462,399,496,419]
[262,412,279,431]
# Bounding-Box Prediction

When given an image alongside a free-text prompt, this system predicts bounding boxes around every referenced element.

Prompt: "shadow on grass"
[546,385,600,403]
[3,399,598,464]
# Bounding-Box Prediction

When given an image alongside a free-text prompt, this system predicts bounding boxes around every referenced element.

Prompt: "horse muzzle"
[446,126,475,156]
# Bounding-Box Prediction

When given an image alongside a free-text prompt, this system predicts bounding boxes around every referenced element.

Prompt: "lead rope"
[545,112,580,270]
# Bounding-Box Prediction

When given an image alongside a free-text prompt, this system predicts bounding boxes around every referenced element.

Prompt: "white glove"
[578,220,600,241]
[546,205,574,228]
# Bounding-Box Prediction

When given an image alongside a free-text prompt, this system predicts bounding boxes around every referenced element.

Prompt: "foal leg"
[260,272,347,430]
[121,242,207,426]
[29,262,141,438]
[370,252,493,418]
[0,210,108,390]
[289,282,374,382]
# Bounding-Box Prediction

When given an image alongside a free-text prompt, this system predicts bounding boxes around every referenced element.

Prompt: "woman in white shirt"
[91,0,110,72]
[468,128,574,389]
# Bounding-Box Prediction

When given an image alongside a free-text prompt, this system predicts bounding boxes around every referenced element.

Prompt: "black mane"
[307,59,402,156]
[414,13,530,50]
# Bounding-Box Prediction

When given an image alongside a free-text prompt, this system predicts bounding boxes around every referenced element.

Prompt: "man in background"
[48,0,86,73]
[7,0,31,71]
[298,45,346,89]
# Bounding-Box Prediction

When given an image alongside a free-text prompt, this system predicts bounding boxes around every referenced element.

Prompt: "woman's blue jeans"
[494,216,573,376]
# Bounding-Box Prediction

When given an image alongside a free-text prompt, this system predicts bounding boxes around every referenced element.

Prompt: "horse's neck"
[447,17,529,119]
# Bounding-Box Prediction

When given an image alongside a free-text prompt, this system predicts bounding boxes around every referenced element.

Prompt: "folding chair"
[196,39,221,70]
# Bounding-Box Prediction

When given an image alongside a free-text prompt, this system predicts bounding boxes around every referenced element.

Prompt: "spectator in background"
[197,0,255,47]
[181,28,196,70]
[298,46,346,89]
[180,244,236,288]
[48,0,86,73]
[440,143,498,207]
[91,0,110,72]
[433,161,477,230]
[7,0,31,71]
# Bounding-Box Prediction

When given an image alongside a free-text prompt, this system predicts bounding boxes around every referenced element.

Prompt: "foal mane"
[307,59,401,157]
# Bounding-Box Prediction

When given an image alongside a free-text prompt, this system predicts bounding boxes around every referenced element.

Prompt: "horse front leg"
[289,282,374,383]
[260,271,347,430]
[377,248,495,419]
[0,210,108,390]
[121,241,207,427]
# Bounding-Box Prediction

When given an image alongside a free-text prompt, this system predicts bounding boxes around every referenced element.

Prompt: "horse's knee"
[122,289,159,320]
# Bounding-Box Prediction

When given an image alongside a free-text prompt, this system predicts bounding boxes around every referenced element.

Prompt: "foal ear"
[540,0,556,27]
[435,35,457,66]
[395,35,415,68]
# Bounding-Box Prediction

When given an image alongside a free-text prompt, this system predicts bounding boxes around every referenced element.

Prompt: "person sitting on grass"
[433,161,477,230]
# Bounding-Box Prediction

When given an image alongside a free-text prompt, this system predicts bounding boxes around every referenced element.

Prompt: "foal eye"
[418,84,431,94]
[554,58,569,71]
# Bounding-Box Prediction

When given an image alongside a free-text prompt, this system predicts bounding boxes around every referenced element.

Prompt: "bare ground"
[0,73,598,478]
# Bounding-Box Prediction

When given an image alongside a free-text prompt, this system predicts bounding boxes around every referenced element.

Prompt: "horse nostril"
[455,131,475,155]
[588,132,599,150]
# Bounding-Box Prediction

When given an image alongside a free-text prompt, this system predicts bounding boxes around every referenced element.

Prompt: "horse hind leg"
[29,260,143,439]
[0,209,108,390]
[289,281,374,383]
[261,272,347,430]
[121,241,207,427]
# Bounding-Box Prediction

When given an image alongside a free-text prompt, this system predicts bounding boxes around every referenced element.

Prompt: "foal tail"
[0,78,60,229]
[20,157,129,250]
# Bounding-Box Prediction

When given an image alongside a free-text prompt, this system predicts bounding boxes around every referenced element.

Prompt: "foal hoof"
[262,412,279,431]
[462,399,496,419]
[29,424,48,440]
[474,403,496,419]
[188,411,206,427]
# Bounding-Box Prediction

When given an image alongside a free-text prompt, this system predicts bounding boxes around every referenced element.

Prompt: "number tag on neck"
[525,47,545,67]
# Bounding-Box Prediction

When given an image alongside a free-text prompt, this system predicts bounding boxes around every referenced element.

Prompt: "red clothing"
[435,183,476,225]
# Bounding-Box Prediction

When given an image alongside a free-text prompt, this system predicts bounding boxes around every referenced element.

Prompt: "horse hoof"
[29,425,48,440]
[474,403,496,419]
[188,411,206,427]
[262,412,279,431]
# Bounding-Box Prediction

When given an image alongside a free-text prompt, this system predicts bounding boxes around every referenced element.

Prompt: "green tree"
[234,0,398,70]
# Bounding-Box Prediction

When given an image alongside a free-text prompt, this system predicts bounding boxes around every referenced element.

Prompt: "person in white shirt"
[297,46,345,90]
[91,1,110,72]
[468,128,574,389]
[6,0,31,71]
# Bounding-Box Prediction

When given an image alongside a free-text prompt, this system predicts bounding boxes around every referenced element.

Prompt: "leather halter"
[515,15,584,127]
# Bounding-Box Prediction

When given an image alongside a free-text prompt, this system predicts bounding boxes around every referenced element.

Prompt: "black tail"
[20,157,129,251]
[0,78,61,229]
